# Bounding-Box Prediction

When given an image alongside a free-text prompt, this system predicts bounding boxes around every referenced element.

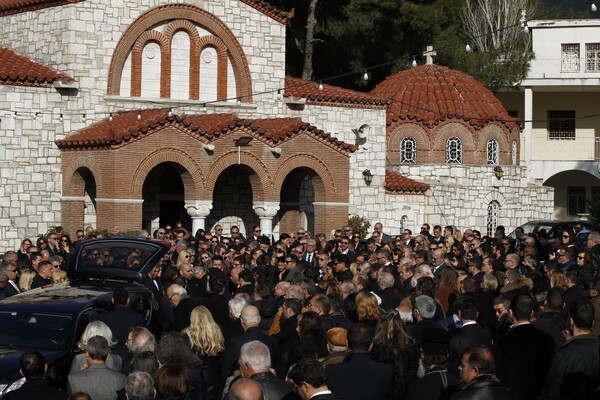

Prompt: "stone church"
[0,0,552,249]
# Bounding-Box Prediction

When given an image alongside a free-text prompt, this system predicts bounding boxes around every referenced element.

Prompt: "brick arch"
[131,30,170,97]
[273,154,338,203]
[107,3,252,102]
[483,190,507,207]
[131,148,206,200]
[63,156,104,197]
[387,123,430,164]
[432,122,476,164]
[164,20,202,100]
[205,152,272,202]
[197,35,228,100]
[478,124,511,165]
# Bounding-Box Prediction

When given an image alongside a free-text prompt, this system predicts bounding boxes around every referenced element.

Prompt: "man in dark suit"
[408,295,448,348]
[302,239,318,269]
[3,349,67,400]
[456,295,492,348]
[326,323,393,400]
[67,336,126,400]
[166,283,199,332]
[377,272,403,311]
[532,287,566,350]
[494,293,555,399]
[289,358,338,399]
[30,261,53,289]
[99,288,145,362]
[221,305,279,379]
[374,222,392,245]
[1,263,20,297]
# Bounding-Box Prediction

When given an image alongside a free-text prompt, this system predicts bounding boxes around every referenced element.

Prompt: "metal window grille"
[400,137,417,164]
[567,186,586,216]
[562,43,580,72]
[586,43,600,72]
[548,110,576,140]
[400,215,408,230]
[487,201,500,237]
[445,136,462,164]
[486,139,499,165]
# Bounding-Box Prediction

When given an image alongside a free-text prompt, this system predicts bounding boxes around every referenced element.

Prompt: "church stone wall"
[0,86,67,249]
[385,164,554,235]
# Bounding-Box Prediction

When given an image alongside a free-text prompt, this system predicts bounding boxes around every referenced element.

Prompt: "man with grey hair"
[130,327,156,355]
[225,296,249,341]
[0,261,19,297]
[239,340,294,400]
[187,264,208,298]
[268,283,305,335]
[341,281,357,299]
[166,283,199,332]
[125,371,155,400]
[221,305,279,379]
[68,336,126,400]
[408,295,447,348]
[378,272,403,311]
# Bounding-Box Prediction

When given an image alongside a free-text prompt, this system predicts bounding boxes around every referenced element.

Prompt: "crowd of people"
[2,220,600,400]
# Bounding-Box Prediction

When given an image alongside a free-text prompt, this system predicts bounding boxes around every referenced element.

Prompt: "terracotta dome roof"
[370,64,517,130]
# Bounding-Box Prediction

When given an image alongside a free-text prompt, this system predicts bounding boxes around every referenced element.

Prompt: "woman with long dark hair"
[370,311,419,398]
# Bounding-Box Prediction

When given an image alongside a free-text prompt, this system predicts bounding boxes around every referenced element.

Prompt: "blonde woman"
[51,269,68,284]
[18,269,35,291]
[69,320,122,373]
[356,291,382,329]
[176,249,194,268]
[185,306,225,400]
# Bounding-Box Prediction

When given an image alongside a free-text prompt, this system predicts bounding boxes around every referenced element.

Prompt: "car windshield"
[0,311,72,350]
[520,223,554,236]
[77,242,158,270]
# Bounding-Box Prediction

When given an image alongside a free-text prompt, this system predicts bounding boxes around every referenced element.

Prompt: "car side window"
[73,308,105,352]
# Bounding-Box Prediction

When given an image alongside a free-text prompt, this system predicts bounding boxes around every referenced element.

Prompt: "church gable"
[108,4,253,104]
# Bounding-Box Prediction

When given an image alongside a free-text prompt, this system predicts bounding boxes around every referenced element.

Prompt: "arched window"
[512,140,517,165]
[400,137,417,164]
[400,215,408,230]
[445,136,462,164]
[486,139,499,165]
[487,200,500,236]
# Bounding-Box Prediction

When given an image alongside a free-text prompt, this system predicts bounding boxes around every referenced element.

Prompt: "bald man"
[221,305,279,379]
[226,378,263,400]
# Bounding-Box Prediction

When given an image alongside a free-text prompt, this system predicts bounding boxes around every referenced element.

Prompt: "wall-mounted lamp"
[493,166,504,180]
[202,144,215,152]
[270,147,282,155]
[363,169,374,186]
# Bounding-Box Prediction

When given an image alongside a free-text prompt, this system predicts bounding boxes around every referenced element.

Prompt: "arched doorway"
[278,167,318,236]
[63,167,98,231]
[142,162,191,232]
[207,165,259,236]
[545,170,600,220]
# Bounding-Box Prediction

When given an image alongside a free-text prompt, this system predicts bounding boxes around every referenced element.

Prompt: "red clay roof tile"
[0,0,83,16]
[384,169,429,194]
[55,109,354,155]
[370,64,517,130]
[0,46,74,87]
[284,76,389,109]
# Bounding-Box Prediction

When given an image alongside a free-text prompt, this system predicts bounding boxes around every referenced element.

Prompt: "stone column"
[524,87,533,166]
[253,201,280,238]
[185,200,213,235]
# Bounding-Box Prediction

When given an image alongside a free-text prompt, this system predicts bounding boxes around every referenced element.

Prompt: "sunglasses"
[577,256,585,260]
